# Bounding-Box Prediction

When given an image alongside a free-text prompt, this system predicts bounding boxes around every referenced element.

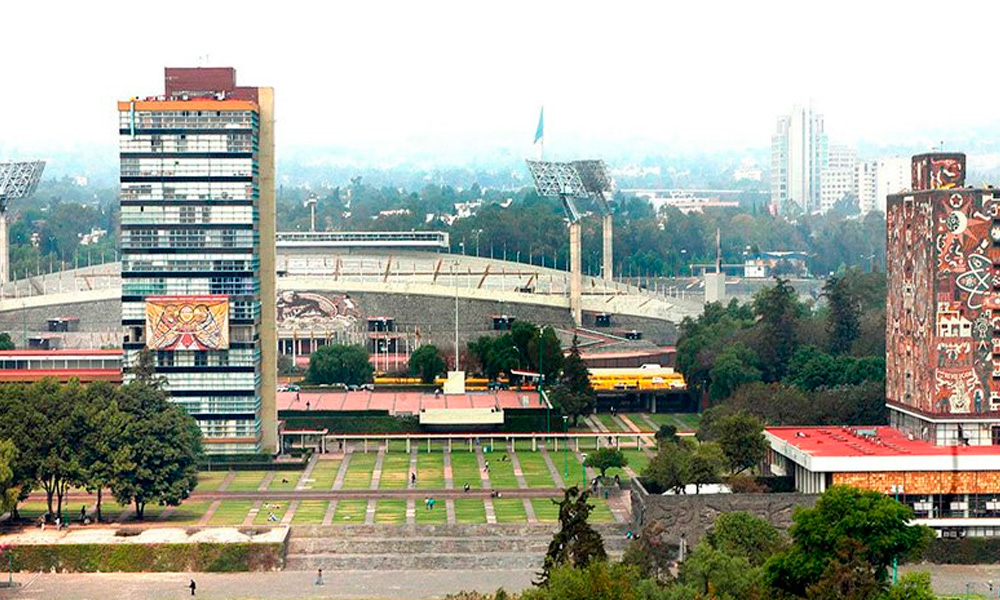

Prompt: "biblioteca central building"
[118,68,277,454]
[766,153,1000,537]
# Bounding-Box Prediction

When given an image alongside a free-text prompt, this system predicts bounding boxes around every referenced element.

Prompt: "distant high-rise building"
[771,106,827,214]
[118,67,277,455]
[876,157,911,214]
[820,144,857,213]
[856,160,878,215]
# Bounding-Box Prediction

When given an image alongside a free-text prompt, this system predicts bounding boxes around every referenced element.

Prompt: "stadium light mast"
[526,159,614,326]
[572,160,616,282]
[304,193,318,232]
[0,161,45,284]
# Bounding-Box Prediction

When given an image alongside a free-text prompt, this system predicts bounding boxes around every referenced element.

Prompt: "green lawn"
[160,500,211,525]
[266,471,304,492]
[303,459,341,490]
[380,453,412,490]
[596,413,631,433]
[15,500,51,520]
[387,439,409,453]
[226,470,269,492]
[197,470,229,492]
[375,499,407,524]
[332,499,368,524]
[254,500,289,525]
[531,497,561,522]
[291,500,329,525]
[453,498,487,523]
[644,412,701,432]
[516,452,557,487]
[621,449,650,478]
[449,452,483,489]
[587,498,616,523]
[415,499,448,523]
[342,452,378,490]
[208,500,253,526]
[484,452,519,488]
[623,413,657,433]
[417,453,446,489]
[492,498,528,523]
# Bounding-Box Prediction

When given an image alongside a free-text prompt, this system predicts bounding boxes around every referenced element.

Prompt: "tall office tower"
[876,157,911,215]
[820,143,857,213]
[856,160,878,215]
[885,153,1000,446]
[119,68,277,455]
[770,105,827,215]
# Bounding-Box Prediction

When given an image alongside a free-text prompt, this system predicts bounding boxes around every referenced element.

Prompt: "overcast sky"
[4,0,1000,161]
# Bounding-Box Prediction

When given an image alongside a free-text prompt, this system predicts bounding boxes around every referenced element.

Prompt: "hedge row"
[916,537,1000,564]
[283,414,422,434]
[198,455,308,472]
[9,542,285,573]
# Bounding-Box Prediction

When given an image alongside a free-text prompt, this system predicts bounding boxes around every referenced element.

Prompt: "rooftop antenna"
[0,161,45,284]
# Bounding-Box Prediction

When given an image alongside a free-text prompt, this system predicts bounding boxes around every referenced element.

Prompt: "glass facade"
[120,102,263,454]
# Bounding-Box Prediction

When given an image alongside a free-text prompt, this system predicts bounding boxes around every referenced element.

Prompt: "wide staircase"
[286,523,631,570]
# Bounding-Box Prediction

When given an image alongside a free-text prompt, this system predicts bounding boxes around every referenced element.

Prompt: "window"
[195,351,208,367]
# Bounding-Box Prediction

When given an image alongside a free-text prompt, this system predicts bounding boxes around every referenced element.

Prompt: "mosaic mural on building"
[887,154,1000,416]
[145,295,229,351]
[276,291,362,332]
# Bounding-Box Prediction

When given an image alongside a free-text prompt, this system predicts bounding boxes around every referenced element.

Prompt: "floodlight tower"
[304,193,318,232]
[572,160,616,281]
[0,161,45,284]
[527,160,612,326]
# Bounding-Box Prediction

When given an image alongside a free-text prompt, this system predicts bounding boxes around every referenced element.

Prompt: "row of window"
[119,133,257,154]
[0,358,120,370]
[121,110,257,130]
[174,396,262,415]
[123,347,260,367]
[121,157,254,178]
[121,229,256,250]
[123,256,258,272]
[121,205,257,226]
[122,277,260,297]
[160,371,260,391]
[197,418,262,440]
[122,181,256,201]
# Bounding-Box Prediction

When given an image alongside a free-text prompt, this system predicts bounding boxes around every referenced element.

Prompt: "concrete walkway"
[538,446,567,489]
[295,455,320,490]
[331,453,352,490]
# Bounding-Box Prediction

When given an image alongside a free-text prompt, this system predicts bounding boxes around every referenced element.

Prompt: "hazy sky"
[4,0,1000,161]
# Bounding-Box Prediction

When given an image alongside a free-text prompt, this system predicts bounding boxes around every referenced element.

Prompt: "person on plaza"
[80,505,87,521]
[411,472,416,486]
[428,497,436,510]
[424,497,430,510]
[315,568,324,586]
[189,579,197,596]
[55,516,62,530]
[464,482,470,492]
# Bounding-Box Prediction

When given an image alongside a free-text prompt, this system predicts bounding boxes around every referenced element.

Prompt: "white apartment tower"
[820,144,857,212]
[875,157,910,214]
[771,106,827,214]
[856,161,878,214]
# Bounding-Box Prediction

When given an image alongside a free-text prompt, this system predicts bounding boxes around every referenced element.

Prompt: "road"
[0,570,536,600]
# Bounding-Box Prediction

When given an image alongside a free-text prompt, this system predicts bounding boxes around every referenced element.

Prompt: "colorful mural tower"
[885,152,1000,446]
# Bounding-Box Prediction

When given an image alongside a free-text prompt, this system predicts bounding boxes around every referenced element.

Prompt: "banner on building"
[145,295,229,351]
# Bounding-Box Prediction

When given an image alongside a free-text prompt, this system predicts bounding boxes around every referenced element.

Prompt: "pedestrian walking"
[464,482,470,492]
[411,472,416,486]
[189,579,197,596]
[429,497,436,510]
[315,568,324,585]
[424,497,430,510]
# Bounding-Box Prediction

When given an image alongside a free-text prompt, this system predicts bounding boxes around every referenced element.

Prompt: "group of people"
[423,497,437,510]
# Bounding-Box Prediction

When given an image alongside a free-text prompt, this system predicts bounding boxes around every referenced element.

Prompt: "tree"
[532,326,564,385]
[34,379,86,519]
[306,344,373,385]
[655,424,679,444]
[643,440,692,494]
[0,439,19,517]
[883,572,935,600]
[75,381,124,522]
[129,347,165,388]
[680,542,764,600]
[537,486,607,586]
[551,336,595,427]
[110,381,202,520]
[708,343,761,402]
[409,344,446,384]
[0,333,14,350]
[621,520,675,582]
[706,512,785,567]
[763,486,933,598]
[712,413,768,475]
[584,448,628,479]
[523,562,646,600]
[688,442,725,492]
[752,278,803,382]
[825,273,861,355]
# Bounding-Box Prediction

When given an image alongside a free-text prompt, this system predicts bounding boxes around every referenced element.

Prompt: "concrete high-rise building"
[856,160,878,215]
[884,153,1000,446]
[118,68,277,455]
[820,143,857,213]
[771,106,827,214]
[876,157,911,215]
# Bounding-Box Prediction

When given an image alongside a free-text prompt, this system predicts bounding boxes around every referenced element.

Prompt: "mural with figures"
[886,154,1000,415]
[276,291,362,332]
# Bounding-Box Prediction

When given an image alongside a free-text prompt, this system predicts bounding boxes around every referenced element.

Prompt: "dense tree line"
[676,270,888,427]
[469,484,934,600]
[0,367,202,522]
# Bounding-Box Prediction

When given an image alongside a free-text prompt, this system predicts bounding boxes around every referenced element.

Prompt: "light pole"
[580,452,588,490]
[562,416,569,478]
[890,484,904,583]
